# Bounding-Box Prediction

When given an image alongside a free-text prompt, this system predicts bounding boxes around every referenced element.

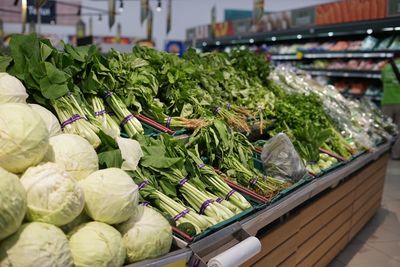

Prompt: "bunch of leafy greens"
[270,93,353,159]
[185,119,288,197]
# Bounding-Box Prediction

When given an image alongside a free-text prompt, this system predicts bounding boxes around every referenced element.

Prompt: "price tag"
[296,51,304,60]
[163,259,186,267]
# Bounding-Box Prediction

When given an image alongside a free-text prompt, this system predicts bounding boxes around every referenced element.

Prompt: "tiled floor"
[329,160,400,267]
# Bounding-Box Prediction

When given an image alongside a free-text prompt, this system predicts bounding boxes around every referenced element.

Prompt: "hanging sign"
[253,0,264,24]
[147,8,153,40]
[166,0,172,34]
[211,5,216,38]
[116,22,121,42]
[27,0,56,24]
[21,0,27,33]
[108,0,116,29]
[76,19,86,38]
[140,0,149,25]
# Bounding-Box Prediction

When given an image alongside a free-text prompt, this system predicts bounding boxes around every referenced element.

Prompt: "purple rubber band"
[226,103,231,109]
[197,163,205,169]
[166,116,172,128]
[138,180,149,190]
[61,114,82,129]
[140,201,150,206]
[104,91,113,99]
[214,106,221,114]
[178,176,188,186]
[216,197,223,203]
[95,110,106,116]
[108,111,116,116]
[173,208,190,221]
[120,114,134,127]
[225,189,236,201]
[193,258,201,267]
[250,177,258,187]
[199,199,213,215]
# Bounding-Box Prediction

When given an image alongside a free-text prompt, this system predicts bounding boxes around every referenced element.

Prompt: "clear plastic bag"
[260,133,307,182]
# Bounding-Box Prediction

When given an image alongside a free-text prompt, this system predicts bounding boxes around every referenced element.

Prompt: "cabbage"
[117,206,172,263]
[0,103,49,173]
[0,73,28,104]
[0,222,73,267]
[29,104,62,137]
[80,168,138,224]
[20,162,85,226]
[0,167,27,240]
[68,222,126,267]
[45,134,98,180]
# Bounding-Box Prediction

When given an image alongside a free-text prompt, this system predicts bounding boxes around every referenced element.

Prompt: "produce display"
[0,33,397,266]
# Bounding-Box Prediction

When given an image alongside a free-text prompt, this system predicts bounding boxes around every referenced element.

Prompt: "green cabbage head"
[0,103,49,173]
[0,73,28,104]
[0,167,27,240]
[79,168,138,224]
[20,162,85,226]
[29,104,61,137]
[117,206,172,263]
[45,134,98,180]
[0,222,74,267]
[68,222,126,267]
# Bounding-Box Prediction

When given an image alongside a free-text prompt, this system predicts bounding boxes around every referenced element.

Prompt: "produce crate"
[270,174,314,203]
[318,160,346,176]
[172,193,265,243]
[350,149,368,161]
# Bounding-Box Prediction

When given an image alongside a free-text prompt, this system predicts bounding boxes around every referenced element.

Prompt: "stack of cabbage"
[0,73,172,267]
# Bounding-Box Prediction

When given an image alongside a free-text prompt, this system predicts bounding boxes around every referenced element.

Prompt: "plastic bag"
[260,133,307,182]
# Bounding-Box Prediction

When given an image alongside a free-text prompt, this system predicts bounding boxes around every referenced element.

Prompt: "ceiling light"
[328,32,333,37]
[367,29,373,34]
[249,38,254,44]
[271,36,277,41]
[297,34,302,39]
[156,0,162,12]
[202,42,207,47]
[382,27,394,31]
[118,0,124,13]
[216,41,221,45]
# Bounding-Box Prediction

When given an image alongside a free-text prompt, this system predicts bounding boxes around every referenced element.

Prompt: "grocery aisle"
[329,160,400,267]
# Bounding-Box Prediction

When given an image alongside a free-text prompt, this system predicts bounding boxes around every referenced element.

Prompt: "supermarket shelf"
[300,68,382,79]
[271,54,299,60]
[341,92,382,101]
[196,16,400,48]
[271,50,398,60]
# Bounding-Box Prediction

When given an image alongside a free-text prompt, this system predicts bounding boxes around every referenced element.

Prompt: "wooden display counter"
[242,152,389,267]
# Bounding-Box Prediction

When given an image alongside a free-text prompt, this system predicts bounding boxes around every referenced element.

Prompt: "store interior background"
[2,0,336,49]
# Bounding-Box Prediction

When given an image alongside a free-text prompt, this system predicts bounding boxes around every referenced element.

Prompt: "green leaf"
[0,56,12,72]
[39,77,69,99]
[98,149,123,169]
